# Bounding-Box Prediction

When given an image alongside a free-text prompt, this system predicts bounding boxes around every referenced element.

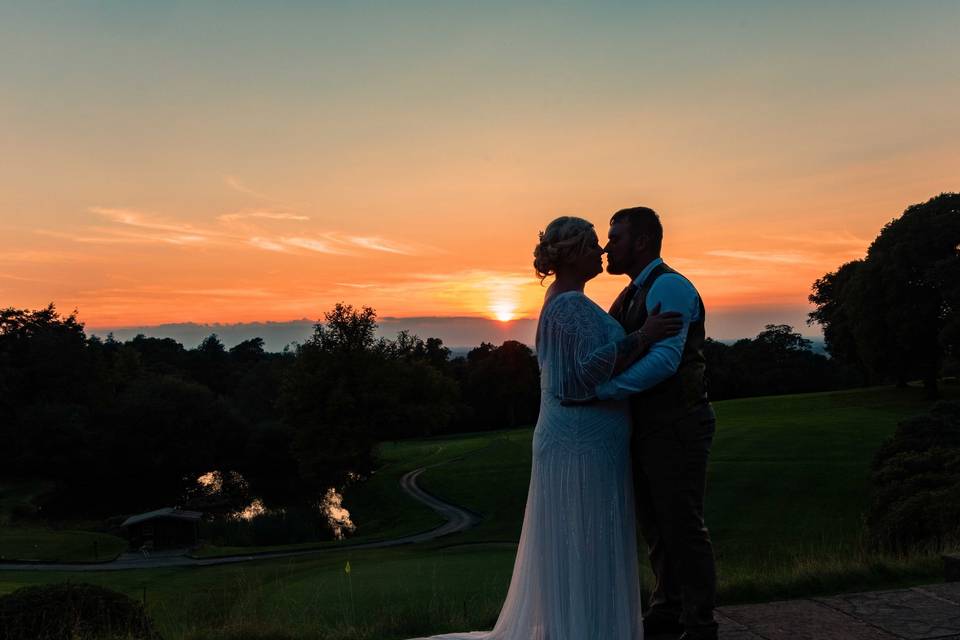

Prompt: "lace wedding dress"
[410,291,643,640]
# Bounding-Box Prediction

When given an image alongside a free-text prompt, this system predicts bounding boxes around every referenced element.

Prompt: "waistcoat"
[614,262,708,424]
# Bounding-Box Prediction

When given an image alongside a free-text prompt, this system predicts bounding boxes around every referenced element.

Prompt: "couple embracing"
[413,207,718,640]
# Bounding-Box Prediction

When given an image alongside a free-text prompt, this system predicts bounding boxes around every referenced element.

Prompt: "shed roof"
[121,507,203,528]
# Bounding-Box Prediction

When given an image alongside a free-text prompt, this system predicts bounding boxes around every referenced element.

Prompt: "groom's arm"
[594,275,699,401]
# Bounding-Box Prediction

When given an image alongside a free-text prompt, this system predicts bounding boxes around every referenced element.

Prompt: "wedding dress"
[410,291,643,640]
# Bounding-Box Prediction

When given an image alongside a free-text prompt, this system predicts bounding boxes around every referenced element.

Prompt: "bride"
[410,216,681,640]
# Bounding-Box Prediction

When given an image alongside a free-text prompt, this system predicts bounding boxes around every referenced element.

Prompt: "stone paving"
[704,582,960,640]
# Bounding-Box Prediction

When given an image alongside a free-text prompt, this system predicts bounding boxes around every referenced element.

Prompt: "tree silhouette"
[460,340,540,429]
[703,325,854,400]
[280,304,460,495]
[809,193,960,396]
[809,260,869,383]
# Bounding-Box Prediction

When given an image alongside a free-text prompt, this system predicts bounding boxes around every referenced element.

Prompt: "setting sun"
[492,302,516,323]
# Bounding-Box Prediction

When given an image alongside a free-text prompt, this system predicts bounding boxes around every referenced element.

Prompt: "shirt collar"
[632,257,664,288]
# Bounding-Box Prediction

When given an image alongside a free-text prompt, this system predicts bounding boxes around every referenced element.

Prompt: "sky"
[2,1,958,342]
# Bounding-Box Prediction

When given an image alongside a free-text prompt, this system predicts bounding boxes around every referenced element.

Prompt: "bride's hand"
[640,303,683,342]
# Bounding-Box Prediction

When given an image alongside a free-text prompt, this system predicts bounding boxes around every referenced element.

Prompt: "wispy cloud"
[408,270,531,287]
[38,206,425,259]
[171,288,277,298]
[248,237,288,252]
[763,231,870,248]
[284,236,356,255]
[224,175,276,201]
[0,272,56,283]
[91,207,218,238]
[706,250,810,265]
[222,176,307,210]
[80,208,227,246]
[35,227,196,244]
[218,211,310,222]
[0,248,103,263]
[344,235,419,255]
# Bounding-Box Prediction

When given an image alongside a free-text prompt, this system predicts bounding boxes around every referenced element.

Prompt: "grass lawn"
[0,542,941,640]
[709,385,960,553]
[0,528,127,563]
[413,384,958,600]
[1,384,956,639]
[0,481,127,563]
[0,545,517,640]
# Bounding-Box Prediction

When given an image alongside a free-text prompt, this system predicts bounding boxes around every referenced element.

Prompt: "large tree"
[809,193,960,396]
[0,305,97,477]
[808,260,868,382]
[92,374,248,514]
[459,340,540,429]
[281,304,459,495]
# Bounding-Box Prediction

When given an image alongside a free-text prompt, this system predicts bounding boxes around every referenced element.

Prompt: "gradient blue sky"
[2,1,958,339]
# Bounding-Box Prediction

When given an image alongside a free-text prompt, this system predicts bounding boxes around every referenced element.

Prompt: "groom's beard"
[606,259,628,275]
[606,252,643,276]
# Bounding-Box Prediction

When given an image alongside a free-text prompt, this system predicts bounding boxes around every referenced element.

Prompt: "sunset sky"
[2,2,958,342]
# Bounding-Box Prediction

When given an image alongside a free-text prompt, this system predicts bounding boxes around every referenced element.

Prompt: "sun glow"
[492,301,516,322]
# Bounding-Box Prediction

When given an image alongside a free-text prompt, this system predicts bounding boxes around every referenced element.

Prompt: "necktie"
[614,283,638,321]
[622,283,638,318]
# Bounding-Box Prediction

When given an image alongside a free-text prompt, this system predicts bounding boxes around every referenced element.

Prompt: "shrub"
[867,401,960,551]
[0,582,159,640]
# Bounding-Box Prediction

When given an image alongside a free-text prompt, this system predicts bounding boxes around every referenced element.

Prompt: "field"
[1,384,957,639]
[0,481,127,563]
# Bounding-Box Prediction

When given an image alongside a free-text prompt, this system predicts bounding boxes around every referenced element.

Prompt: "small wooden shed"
[121,507,202,550]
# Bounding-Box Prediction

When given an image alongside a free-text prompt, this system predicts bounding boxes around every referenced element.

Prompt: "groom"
[596,207,718,640]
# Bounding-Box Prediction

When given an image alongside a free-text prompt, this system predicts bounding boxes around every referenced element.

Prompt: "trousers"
[632,402,718,631]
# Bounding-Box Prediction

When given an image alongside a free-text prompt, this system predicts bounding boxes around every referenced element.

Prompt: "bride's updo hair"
[533,216,596,282]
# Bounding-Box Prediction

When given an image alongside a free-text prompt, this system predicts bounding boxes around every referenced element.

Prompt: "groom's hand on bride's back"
[642,302,684,342]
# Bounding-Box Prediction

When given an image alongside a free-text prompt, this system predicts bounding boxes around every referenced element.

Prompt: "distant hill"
[87,316,824,355]
[88,317,538,353]
[89,312,823,355]
[714,336,828,356]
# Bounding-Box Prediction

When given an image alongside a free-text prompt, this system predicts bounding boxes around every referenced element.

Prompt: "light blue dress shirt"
[595,257,702,401]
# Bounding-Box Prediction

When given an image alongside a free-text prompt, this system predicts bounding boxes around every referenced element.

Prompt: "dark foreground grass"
[0,481,128,563]
[0,529,127,563]
[0,545,515,640]
[0,545,944,640]
[1,384,956,639]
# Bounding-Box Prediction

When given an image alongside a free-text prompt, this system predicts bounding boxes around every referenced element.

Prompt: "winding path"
[0,467,481,572]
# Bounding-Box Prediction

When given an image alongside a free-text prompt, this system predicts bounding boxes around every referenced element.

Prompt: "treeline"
[0,303,538,519]
[2,298,861,523]
[704,325,858,400]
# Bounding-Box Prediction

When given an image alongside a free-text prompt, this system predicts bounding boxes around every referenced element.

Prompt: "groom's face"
[604,221,639,275]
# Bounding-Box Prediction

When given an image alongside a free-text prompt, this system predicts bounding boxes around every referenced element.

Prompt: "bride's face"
[569,231,605,282]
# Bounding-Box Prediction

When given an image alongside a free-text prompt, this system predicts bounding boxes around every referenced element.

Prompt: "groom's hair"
[610,207,663,253]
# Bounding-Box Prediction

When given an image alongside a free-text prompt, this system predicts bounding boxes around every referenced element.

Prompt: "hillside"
[1,384,956,640]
